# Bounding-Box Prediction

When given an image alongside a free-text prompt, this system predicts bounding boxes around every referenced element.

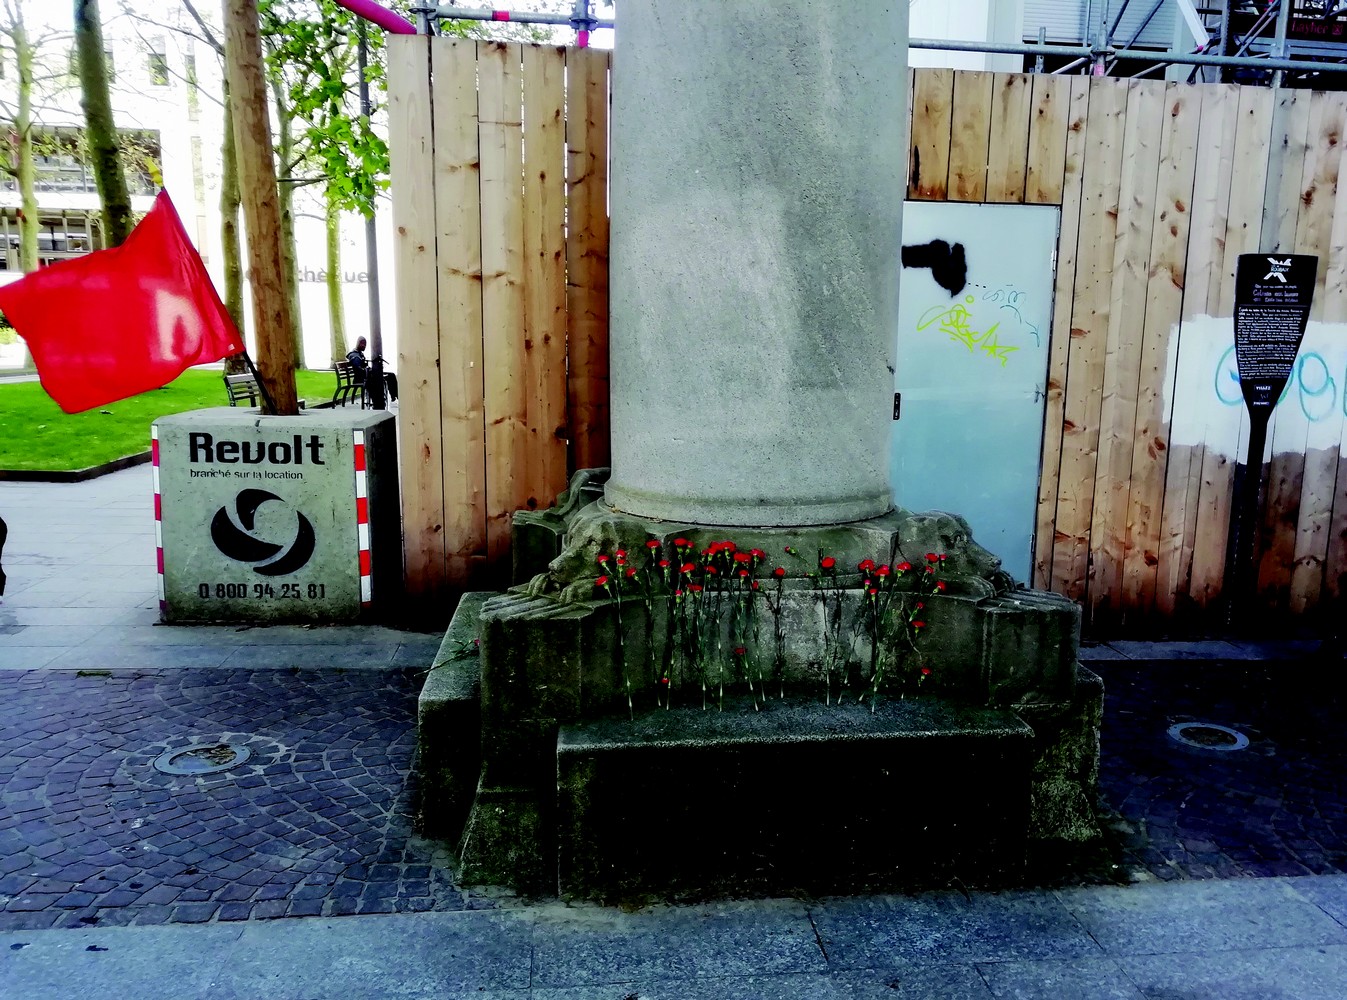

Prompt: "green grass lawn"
[0,368,341,472]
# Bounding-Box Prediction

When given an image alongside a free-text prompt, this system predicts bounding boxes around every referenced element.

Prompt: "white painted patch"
[1163,316,1347,458]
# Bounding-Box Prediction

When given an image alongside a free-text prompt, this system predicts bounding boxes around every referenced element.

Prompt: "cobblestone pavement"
[0,668,492,931]
[1094,658,1347,883]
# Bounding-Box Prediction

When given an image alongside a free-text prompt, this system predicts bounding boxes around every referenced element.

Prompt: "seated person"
[345,337,398,402]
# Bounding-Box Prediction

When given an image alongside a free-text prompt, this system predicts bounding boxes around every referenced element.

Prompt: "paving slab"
[975,956,1144,999]
[1120,944,1347,1000]
[528,899,824,989]
[0,923,245,1000]
[809,890,1102,969]
[204,911,533,999]
[1057,878,1347,956]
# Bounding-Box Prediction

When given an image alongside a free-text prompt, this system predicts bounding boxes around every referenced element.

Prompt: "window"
[105,48,115,83]
[148,39,168,85]
[185,53,198,119]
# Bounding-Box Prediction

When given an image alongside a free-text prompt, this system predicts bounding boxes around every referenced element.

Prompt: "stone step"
[556,697,1036,901]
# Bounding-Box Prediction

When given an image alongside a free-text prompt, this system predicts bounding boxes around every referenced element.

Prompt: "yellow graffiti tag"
[916,295,1020,367]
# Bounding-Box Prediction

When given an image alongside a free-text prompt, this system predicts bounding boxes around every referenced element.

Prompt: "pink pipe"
[331,0,416,34]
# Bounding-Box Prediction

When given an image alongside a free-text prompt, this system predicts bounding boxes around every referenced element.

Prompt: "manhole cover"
[1166,722,1249,752]
[152,743,252,775]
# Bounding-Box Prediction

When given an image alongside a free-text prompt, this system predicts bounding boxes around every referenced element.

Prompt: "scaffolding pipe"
[1035,26,1046,73]
[1106,0,1167,72]
[906,36,1347,74]
[426,4,614,31]
[1093,0,1111,74]
[1272,0,1293,88]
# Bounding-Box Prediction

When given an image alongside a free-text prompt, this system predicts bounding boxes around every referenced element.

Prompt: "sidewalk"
[4,876,1347,998]
[3,467,1347,998]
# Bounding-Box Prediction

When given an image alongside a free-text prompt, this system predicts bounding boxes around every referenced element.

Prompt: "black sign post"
[1225,253,1317,626]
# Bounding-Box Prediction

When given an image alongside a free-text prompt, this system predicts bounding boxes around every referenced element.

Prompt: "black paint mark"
[85,945,108,952]
[901,239,968,296]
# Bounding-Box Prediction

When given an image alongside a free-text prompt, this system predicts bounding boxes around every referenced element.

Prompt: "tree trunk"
[73,0,132,247]
[11,15,36,368]
[11,16,36,272]
[224,0,298,415]
[325,190,346,365]
[219,81,246,376]
[270,73,304,369]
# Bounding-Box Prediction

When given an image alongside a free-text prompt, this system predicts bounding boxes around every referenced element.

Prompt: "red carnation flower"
[734,646,746,656]
[935,581,947,591]
[688,584,703,593]
[680,562,695,574]
[750,580,760,590]
[734,552,751,564]
[738,569,750,578]
[647,539,661,549]
[626,567,637,578]
[675,589,685,598]
[674,537,690,547]
[938,554,947,562]
[706,565,718,575]
[896,562,911,573]
[868,587,878,596]
[597,554,610,564]
[659,559,670,568]
[773,567,786,578]
[876,565,891,577]
[921,666,932,676]
[858,558,876,573]
[916,601,925,610]
[661,677,670,685]
[723,542,737,553]
[750,548,767,560]
[926,553,938,563]
[820,556,836,570]
[616,553,627,566]
[595,575,609,588]
[912,620,926,629]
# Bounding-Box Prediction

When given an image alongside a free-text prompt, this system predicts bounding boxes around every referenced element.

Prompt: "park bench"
[223,372,259,407]
[332,360,366,408]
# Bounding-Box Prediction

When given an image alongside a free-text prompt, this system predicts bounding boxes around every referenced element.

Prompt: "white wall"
[909,0,1025,71]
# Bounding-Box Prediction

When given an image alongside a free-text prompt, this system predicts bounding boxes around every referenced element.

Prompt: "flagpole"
[239,350,276,414]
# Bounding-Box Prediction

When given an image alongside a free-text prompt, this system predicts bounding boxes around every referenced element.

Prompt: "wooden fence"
[388,36,609,605]
[389,38,1347,630]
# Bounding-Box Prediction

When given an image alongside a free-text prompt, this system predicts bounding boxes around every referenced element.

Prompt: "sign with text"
[154,409,398,623]
[1233,1,1347,46]
[1233,253,1317,419]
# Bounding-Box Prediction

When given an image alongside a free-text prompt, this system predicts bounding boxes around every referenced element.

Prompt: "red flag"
[0,190,243,414]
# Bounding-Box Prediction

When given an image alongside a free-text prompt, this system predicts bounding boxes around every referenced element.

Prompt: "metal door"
[891,202,1059,583]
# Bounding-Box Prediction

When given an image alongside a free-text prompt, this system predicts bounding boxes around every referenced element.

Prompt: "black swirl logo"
[210,489,316,576]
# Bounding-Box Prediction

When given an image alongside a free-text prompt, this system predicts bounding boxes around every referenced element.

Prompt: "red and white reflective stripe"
[354,430,372,607]
[152,426,165,613]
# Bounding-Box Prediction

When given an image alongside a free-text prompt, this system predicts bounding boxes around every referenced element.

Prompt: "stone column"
[604,0,910,527]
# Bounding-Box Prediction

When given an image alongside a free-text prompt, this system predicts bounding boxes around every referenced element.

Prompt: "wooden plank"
[985,73,1033,203]
[1050,77,1129,602]
[565,46,610,473]
[1187,85,1275,612]
[908,67,953,200]
[1033,76,1089,591]
[431,38,487,590]
[1086,79,1168,627]
[1025,73,1071,206]
[1120,82,1202,619]
[1315,92,1347,610]
[1155,84,1240,617]
[1288,93,1347,615]
[1256,90,1321,614]
[388,34,446,603]
[478,41,527,573]
[947,70,994,202]
[522,45,568,513]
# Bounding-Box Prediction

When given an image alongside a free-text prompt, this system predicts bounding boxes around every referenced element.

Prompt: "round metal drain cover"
[1167,722,1249,752]
[152,743,251,775]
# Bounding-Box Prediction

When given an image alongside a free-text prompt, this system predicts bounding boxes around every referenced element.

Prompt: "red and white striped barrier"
[353,429,372,608]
